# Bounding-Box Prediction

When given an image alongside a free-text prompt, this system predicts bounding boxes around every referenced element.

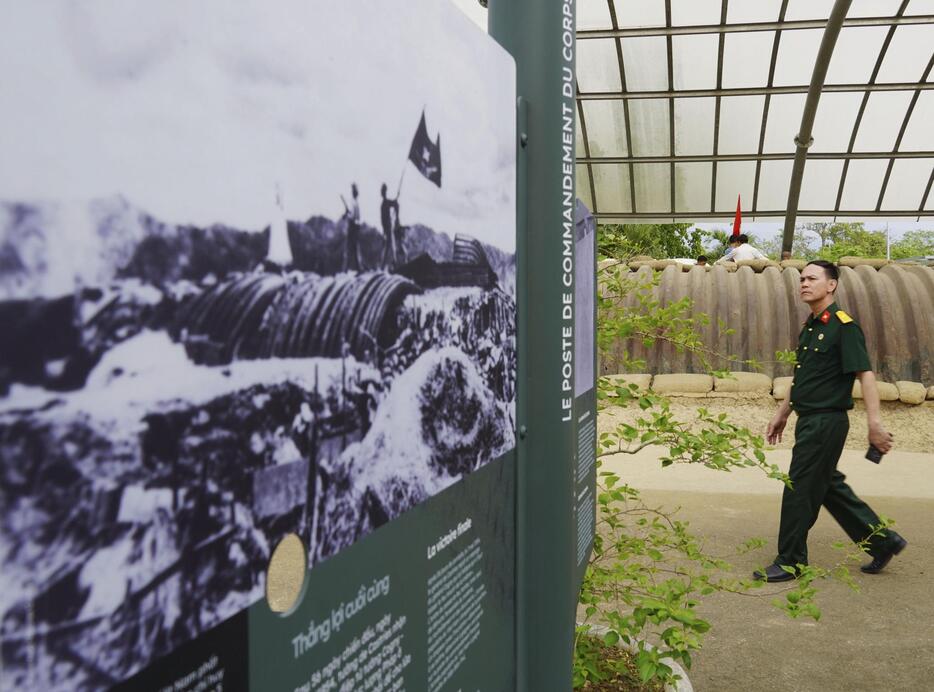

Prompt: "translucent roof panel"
[591,164,632,213]
[876,25,934,83]
[762,94,807,153]
[670,0,721,27]
[718,96,766,155]
[772,29,824,86]
[577,39,622,92]
[672,34,719,90]
[798,160,846,210]
[839,160,889,210]
[626,99,670,156]
[673,98,715,155]
[809,92,863,153]
[575,110,586,153]
[620,37,670,91]
[881,158,934,211]
[727,0,783,24]
[721,32,775,89]
[715,161,757,210]
[906,0,934,16]
[675,162,712,212]
[784,0,836,22]
[577,1,612,31]
[756,160,795,211]
[613,0,666,29]
[848,1,905,19]
[852,91,916,151]
[577,164,595,210]
[900,91,934,151]
[633,163,670,213]
[581,100,629,156]
[824,27,888,85]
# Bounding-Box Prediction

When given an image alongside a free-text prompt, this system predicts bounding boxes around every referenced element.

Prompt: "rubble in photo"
[0,199,516,689]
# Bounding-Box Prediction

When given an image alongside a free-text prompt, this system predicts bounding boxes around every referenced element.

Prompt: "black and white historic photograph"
[0,1,516,688]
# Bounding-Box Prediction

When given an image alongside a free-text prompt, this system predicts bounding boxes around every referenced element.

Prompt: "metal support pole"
[781,0,852,254]
[488,2,578,691]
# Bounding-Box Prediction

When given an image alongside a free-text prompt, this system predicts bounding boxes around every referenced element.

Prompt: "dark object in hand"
[865,444,883,464]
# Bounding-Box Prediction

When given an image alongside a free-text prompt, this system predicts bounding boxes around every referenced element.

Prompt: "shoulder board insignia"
[836,310,853,324]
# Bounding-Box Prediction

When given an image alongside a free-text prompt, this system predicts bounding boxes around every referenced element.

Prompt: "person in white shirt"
[716,233,767,264]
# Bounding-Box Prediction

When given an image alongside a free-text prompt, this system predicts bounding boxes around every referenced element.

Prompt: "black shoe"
[753,564,797,583]
[861,533,907,574]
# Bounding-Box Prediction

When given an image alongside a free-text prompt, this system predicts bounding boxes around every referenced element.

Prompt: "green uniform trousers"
[776,410,892,567]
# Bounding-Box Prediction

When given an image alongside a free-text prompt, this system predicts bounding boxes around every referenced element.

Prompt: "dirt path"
[600,396,934,453]
[594,401,934,691]
[636,490,933,692]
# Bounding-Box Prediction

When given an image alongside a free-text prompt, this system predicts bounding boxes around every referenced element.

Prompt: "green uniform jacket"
[789,301,872,414]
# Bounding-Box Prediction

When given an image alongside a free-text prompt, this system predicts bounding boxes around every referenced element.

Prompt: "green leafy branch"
[597,385,787,484]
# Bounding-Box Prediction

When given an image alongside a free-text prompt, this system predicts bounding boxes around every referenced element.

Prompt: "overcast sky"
[0,0,516,252]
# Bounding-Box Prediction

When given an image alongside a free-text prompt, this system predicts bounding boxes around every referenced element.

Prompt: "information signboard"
[574,201,597,587]
[0,1,521,690]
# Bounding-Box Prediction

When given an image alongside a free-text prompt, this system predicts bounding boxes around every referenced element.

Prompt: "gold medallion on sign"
[266,533,307,614]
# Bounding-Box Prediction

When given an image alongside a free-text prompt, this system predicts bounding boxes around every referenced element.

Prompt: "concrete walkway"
[600,449,934,692]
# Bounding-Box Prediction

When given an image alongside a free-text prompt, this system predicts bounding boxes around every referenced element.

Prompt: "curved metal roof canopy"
[573,0,934,232]
[452,0,934,237]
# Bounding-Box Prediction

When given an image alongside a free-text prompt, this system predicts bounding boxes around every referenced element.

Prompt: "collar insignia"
[820,310,830,324]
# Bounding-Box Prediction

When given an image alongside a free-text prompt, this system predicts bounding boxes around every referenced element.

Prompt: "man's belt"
[795,407,846,416]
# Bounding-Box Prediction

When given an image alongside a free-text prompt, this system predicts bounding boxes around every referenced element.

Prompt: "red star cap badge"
[820,310,830,324]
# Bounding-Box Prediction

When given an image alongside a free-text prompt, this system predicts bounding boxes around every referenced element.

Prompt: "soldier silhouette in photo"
[340,183,361,272]
[380,183,400,269]
[393,213,408,266]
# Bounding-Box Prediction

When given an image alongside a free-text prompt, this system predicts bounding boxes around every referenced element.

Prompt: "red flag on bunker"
[732,194,742,238]
[407,111,442,187]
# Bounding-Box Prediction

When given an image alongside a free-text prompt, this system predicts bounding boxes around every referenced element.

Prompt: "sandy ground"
[592,400,934,692]
[600,396,934,453]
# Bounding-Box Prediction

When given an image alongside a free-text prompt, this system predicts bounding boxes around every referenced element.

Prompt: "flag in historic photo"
[408,112,442,187]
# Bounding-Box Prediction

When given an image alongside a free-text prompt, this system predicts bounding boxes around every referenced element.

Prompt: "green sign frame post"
[489,2,582,690]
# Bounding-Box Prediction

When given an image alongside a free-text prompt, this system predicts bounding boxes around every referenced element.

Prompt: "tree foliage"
[686,223,934,263]
[598,223,712,261]
[801,222,862,250]
[756,232,816,260]
[813,223,887,261]
[890,229,934,259]
[796,223,933,261]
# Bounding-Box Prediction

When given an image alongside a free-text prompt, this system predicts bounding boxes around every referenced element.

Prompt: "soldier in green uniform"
[755,260,907,582]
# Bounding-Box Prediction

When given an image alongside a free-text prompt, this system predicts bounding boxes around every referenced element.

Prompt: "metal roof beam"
[875,52,934,210]
[833,0,908,215]
[579,151,934,164]
[920,166,934,213]
[575,87,598,214]
[576,81,934,100]
[753,0,789,214]
[605,0,636,214]
[593,209,933,220]
[577,13,934,39]
[710,0,728,214]
[665,0,676,215]
[781,0,852,254]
